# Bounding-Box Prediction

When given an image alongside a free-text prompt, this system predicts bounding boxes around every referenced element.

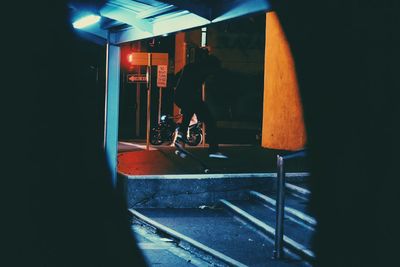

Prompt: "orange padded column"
[262,12,306,150]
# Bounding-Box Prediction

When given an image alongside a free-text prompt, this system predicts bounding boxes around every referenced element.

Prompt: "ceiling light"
[73,15,101,29]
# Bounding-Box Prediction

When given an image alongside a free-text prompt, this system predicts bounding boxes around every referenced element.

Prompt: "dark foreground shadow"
[271,1,400,266]
[2,1,147,266]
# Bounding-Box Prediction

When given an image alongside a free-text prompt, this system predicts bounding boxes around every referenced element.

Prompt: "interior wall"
[207,16,265,75]
[173,32,186,118]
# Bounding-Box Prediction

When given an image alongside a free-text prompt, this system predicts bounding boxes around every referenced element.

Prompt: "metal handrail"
[281,149,307,160]
[273,149,307,259]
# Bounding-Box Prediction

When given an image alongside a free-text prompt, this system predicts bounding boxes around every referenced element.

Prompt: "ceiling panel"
[69,0,271,44]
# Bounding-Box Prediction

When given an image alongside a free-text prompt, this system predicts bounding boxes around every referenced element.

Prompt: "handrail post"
[274,155,285,259]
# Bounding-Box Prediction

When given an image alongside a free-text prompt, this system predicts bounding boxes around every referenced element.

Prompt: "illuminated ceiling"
[68,0,271,44]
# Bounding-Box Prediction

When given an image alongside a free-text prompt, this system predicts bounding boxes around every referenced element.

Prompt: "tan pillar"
[262,12,306,150]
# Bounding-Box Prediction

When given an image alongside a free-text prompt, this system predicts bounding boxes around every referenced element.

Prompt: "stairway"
[219,181,315,261]
[130,179,315,266]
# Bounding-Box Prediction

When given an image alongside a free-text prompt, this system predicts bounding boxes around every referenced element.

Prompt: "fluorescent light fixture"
[153,12,210,36]
[212,0,270,23]
[73,15,101,29]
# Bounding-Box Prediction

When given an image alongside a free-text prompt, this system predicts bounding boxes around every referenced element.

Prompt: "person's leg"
[196,102,227,158]
[177,105,195,144]
[195,102,218,153]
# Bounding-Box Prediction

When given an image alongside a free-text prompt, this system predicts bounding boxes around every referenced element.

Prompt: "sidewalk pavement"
[117,140,309,176]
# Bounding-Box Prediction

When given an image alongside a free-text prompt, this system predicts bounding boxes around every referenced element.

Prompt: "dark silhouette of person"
[174,48,228,158]
[2,1,147,266]
[269,1,400,266]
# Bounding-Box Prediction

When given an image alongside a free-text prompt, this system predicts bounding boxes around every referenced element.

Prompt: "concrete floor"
[118,140,309,175]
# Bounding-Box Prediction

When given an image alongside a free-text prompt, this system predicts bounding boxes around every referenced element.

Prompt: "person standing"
[174,48,228,159]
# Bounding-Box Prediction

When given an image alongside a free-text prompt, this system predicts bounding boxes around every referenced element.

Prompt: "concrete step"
[249,191,316,228]
[131,208,309,266]
[219,199,315,262]
[132,223,212,266]
[286,182,310,197]
[130,209,246,267]
[285,182,311,202]
[118,172,310,208]
[256,188,314,219]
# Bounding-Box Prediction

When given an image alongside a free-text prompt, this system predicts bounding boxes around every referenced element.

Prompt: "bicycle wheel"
[187,128,202,146]
[150,127,163,145]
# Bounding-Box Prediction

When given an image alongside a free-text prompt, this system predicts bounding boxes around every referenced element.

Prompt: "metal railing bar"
[274,149,309,260]
[281,149,307,160]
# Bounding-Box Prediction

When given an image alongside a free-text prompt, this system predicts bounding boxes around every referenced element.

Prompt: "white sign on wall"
[157,65,168,88]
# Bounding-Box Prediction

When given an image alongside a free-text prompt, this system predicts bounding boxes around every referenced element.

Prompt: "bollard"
[273,155,285,259]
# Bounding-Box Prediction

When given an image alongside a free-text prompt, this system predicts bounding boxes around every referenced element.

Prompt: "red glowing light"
[128,53,133,64]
